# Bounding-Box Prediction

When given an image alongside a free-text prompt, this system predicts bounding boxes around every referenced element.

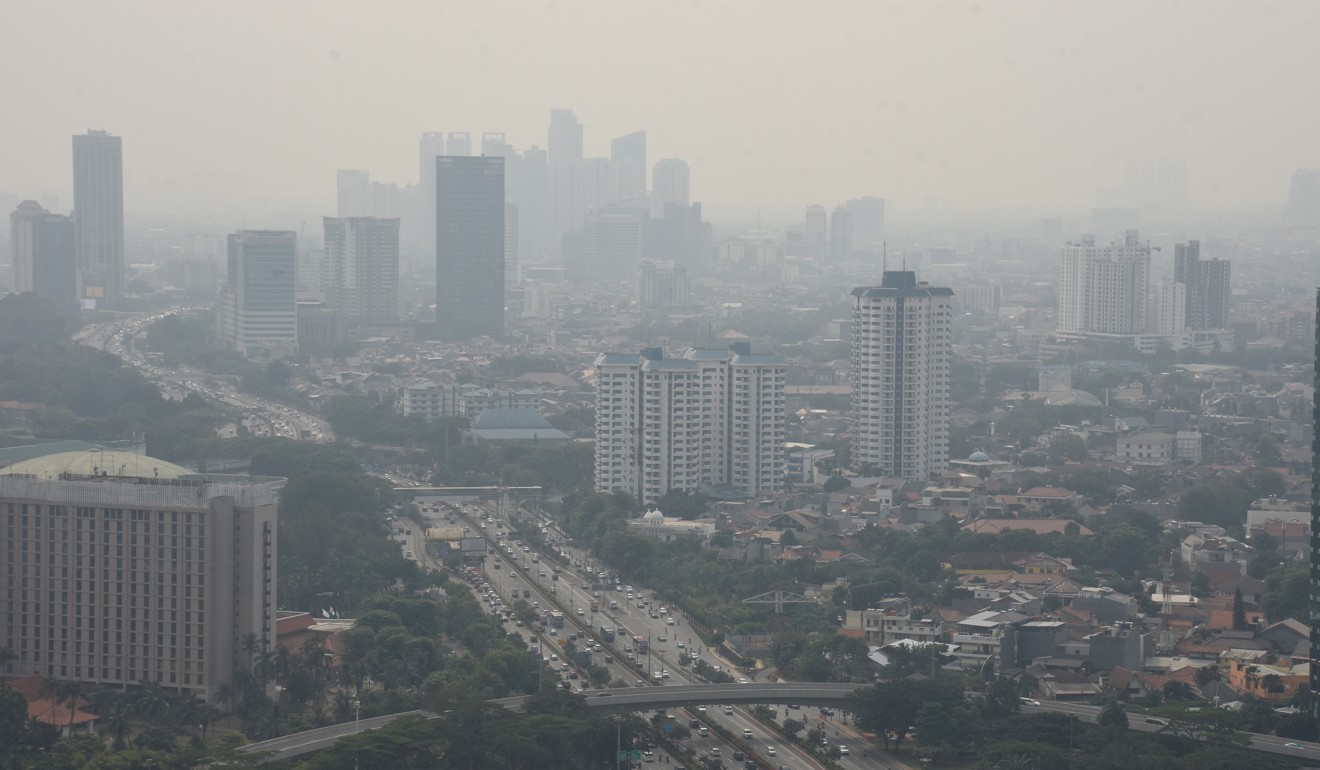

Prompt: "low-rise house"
[1070,586,1140,624]
[962,518,1095,537]
[1222,651,1308,703]
[1116,432,1175,462]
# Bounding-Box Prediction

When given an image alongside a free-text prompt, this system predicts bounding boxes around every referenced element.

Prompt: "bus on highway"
[550,611,565,629]
[634,635,649,654]
[600,626,615,642]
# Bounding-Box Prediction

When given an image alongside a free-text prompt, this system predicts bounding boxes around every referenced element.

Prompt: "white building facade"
[850,271,953,480]
[594,344,785,504]
[1057,231,1151,335]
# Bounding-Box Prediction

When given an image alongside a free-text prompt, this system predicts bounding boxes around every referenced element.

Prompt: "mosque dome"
[642,508,665,523]
[968,451,991,463]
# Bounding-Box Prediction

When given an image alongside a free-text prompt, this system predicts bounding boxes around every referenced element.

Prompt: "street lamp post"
[352,699,360,733]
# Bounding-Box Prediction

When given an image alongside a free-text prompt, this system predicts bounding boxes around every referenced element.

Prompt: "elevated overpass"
[240,682,866,762]
[494,682,866,713]
[393,485,544,502]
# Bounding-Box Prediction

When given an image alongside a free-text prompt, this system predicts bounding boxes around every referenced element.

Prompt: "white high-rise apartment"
[1057,231,1150,335]
[72,130,124,301]
[216,230,298,357]
[851,271,954,479]
[594,344,785,504]
[322,216,400,323]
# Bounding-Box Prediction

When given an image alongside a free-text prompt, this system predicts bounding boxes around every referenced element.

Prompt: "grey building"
[0,452,280,702]
[1173,240,1231,330]
[9,200,77,317]
[436,156,504,340]
[216,230,298,357]
[322,216,400,323]
[72,130,125,302]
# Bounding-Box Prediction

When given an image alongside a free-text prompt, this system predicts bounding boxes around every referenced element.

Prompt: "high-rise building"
[1155,280,1187,336]
[851,271,954,479]
[582,210,645,284]
[1057,231,1150,335]
[446,132,472,157]
[336,170,372,217]
[504,203,519,288]
[9,200,77,316]
[637,260,689,310]
[436,156,504,340]
[72,130,124,301]
[481,132,514,160]
[518,146,548,263]
[548,108,583,165]
[610,131,647,206]
[843,196,886,255]
[0,453,279,701]
[829,205,853,260]
[216,230,298,357]
[322,217,401,323]
[1286,169,1320,241]
[593,344,785,504]
[651,159,690,218]
[1173,240,1231,331]
[803,205,828,259]
[413,133,446,261]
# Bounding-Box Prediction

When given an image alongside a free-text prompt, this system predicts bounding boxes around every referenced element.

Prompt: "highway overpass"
[240,683,865,762]
[493,682,866,713]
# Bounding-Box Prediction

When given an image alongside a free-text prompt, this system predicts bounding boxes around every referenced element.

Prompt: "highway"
[75,309,335,444]
[454,498,849,770]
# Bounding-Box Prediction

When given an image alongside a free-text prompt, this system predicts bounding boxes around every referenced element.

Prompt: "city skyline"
[2,2,1318,213]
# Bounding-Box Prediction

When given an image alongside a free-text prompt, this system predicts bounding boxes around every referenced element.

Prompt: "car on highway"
[1285,742,1304,749]
[838,745,849,755]
[743,729,753,738]
[766,746,776,756]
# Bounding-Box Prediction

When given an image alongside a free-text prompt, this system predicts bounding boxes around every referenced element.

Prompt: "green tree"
[1097,699,1128,728]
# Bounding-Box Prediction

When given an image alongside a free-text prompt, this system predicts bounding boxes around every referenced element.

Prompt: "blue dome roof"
[968,451,990,462]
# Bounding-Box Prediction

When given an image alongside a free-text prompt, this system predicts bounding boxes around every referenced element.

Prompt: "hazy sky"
[3,0,1318,213]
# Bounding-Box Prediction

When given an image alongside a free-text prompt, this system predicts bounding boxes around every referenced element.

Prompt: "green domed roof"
[7,450,191,480]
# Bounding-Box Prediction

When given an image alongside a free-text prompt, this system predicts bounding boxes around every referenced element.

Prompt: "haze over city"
[7,2,1320,769]
[3,0,1319,214]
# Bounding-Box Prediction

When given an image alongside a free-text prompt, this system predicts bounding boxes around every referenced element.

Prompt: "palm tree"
[213,682,237,713]
[38,677,74,734]
[241,633,262,670]
[133,679,173,723]
[99,695,134,750]
[0,646,16,686]
[60,680,86,735]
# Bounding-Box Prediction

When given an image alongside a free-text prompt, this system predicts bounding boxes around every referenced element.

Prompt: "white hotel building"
[851,271,954,480]
[594,344,786,504]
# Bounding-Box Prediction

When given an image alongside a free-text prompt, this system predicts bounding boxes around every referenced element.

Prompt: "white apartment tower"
[1057,231,1151,335]
[322,216,401,324]
[851,271,954,479]
[594,344,785,504]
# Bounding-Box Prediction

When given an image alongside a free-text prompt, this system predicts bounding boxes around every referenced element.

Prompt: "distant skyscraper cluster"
[1056,230,1231,353]
[594,344,786,504]
[783,197,885,263]
[850,271,954,480]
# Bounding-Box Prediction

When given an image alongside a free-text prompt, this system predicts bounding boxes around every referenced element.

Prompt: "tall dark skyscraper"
[1173,240,1231,330]
[436,156,505,340]
[72,130,124,302]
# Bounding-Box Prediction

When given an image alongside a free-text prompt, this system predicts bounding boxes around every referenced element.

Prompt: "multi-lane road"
[448,498,876,770]
[75,310,335,444]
